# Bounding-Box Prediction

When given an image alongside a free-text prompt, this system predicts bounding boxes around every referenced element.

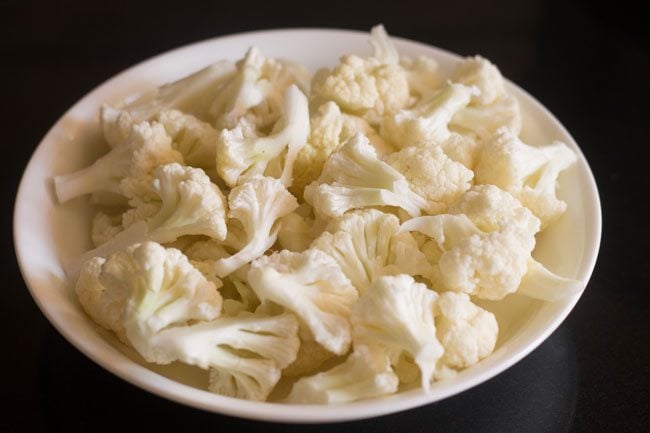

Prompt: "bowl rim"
[13,27,602,423]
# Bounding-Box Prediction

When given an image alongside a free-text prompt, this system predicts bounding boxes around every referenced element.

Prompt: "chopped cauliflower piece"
[475,127,577,228]
[247,249,358,354]
[210,47,310,130]
[380,82,477,149]
[98,242,222,359]
[452,56,506,105]
[386,145,474,214]
[304,134,430,218]
[54,121,183,203]
[311,26,409,125]
[400,55,442,102]
[311,209,428,293]
[157,109,218,170]
[451,93,521,140]
[100,61,236,147]
[214,176,298,277]
[291,102,392,199]
[216,85,309,187]
[351,275,443,392]
[285,345,399,404]
[434,291,498,372]
[75,257,128,343]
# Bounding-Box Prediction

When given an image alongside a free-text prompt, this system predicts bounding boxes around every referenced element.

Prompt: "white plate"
[13,28,601,423]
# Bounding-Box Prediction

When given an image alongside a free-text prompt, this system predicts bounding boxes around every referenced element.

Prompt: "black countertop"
[2,1,648,432]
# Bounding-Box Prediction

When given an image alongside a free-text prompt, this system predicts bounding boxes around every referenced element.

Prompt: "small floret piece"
[311,209,428,293]
[54,121,183,203]
[214,176,298,277]
[386,145,473,214]
[216,85,309,187]
[304,134,430,218]
[434,291,498,372]
[247,249,358,354]
[474,128,577,227]
[285,345,399,404]
[351,274,443,392]
[157,110,218,169]
[380,82,477,149]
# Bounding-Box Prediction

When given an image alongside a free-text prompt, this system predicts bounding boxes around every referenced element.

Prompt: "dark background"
[2,0,648,431]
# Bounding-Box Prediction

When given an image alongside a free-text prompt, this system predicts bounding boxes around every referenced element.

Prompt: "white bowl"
[13,28,601,423]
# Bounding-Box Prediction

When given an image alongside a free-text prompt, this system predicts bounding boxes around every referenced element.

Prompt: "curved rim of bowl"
[13,27,602,423]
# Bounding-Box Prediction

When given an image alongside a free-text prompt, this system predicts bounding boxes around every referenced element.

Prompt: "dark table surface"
[2,0,648,432]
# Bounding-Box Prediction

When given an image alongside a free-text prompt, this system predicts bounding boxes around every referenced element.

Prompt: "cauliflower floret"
[291,102,392,199]
[449,184,540,239]
[123,162,228,243]
[210,47,310,130]
[95,242,222,360]
[214,176,298,277]
[386,145,474,214]
[311,26,409,125]
[100,61,236,147]
[201,312,300,401]
[435,291,498,372]
[475,128,577,228]
[304,134,430,218]
[450,94,521,140]
[452,56,506,105]
[75,257,128,343]
[247,249,358,355]
[157,110,218,170]
[311,209,429,293]
[351,275,443,392]
[438,132,480,169]
[400,55,443,103]
[54,121,183,203]
[285,345,399,404]
[91,211,123,247]
[216,85,310,187]
[401,212,580,300]
[380,82,477,150]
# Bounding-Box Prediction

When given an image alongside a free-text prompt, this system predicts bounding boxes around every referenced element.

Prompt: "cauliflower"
[311,26,409,125]
[157,110,218,170]
[285,345,399,404]
[434,291,498,373]
[91,211,123,247]
[213,176,298,277]
[100,61,237,147]
[183,238,262,314]
[123,162,228,243]
[54,121,183,203]
[97,242,222,359]
[75,257,128,343]
[380,82,477,149]
[449,184,540,239]
[402,211,579,300]
[450,94,521,140]
[311,209,428,293]
[247,249,358,354]
[474,127,577,228]
[352,275,443,393]
[452,56,506,105]
[216,85,310,187]
[198,312,300,401]
[304,134,430,218]
[210,47,310,130]
[386,145,474,214]
[291,102,391,199]
[400,55,442,102]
